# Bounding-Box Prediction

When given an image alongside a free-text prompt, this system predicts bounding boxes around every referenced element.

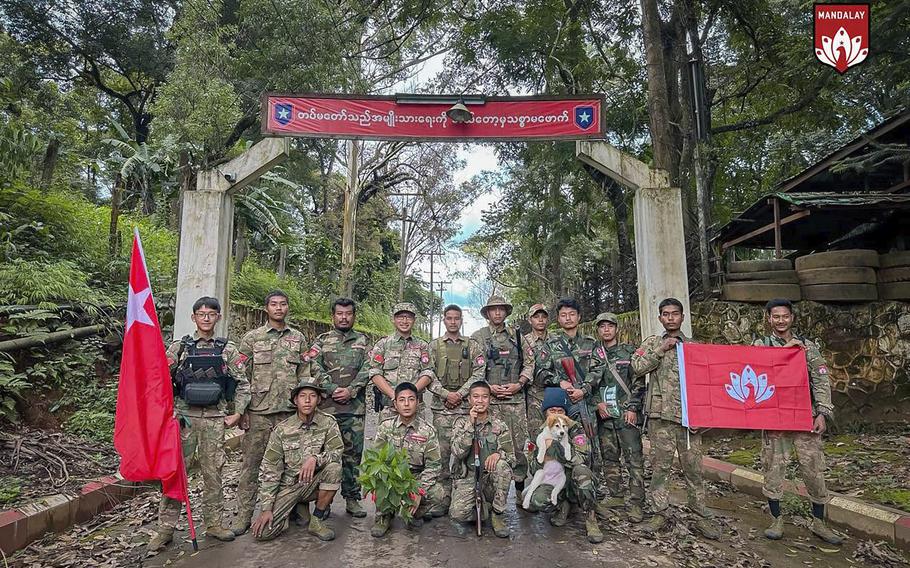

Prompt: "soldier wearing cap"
[426,304,486,511]
[521,303,551,438]
[368,302,434,418]
[250,378,342,542]
[590,312,646,523]
[471,295,530,490]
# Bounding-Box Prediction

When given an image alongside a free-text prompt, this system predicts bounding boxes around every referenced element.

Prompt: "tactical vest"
[476,327,521,385]
[174,336,235,407]
[433,337,472,390]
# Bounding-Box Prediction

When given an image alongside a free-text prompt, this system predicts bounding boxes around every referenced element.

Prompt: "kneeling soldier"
[251,378,342,542]
[449,381,514,538]
[525,387,603,543]
[147,296,249,555]
[371,382,445,537]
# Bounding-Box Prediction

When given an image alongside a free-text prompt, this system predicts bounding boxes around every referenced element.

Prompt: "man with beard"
[305,297,371,518]
[232,290,308,535]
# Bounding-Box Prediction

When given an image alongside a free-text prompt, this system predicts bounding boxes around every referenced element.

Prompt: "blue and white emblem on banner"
[274,103,293,126]
[574,105,594,130]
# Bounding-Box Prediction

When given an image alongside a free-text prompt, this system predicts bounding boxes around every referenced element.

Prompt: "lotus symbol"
[725,365,775,406]
[816,27,868,74]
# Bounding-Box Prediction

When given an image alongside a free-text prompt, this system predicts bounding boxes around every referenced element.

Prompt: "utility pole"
[435,280,451,337]
[339,140,361,297]
[422,247,444,337]
[391,192,423,300]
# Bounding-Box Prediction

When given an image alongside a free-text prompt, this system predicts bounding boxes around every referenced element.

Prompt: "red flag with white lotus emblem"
[814,3,870,74]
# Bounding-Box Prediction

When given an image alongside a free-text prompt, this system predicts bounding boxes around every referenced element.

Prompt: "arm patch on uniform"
[235,353,249,368]
[421,351,429,364]
[596,346,605,358]
[374,353,385,364]
[475,355,485,365]
[634,348,645,356]
[818,365,828,374]
[573,434,587,447]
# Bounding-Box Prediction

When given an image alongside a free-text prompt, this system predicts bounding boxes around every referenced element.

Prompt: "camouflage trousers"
[491,402,529,481]
[236,411,293,523]
[526,464,597,512]
[526,386,546,440]
[254,462,342,541]
[450,459,513,520]
[598,418,645,506]
[431,410,466,501]
[335,414,365,500]
[761,430,829,504]
[647,418,708,517]
[158,415,226,530]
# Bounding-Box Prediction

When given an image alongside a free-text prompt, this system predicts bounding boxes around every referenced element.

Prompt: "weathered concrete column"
[576,141,692,338]
[173,138,289,339]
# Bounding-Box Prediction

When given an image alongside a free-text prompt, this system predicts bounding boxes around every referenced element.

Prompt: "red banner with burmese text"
[261,94,604,141]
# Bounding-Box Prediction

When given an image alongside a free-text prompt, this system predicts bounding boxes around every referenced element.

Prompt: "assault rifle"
[473,426,483,536]
[559,357,602,472]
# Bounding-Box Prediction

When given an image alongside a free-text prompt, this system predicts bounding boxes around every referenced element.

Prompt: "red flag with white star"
[114,231,189,503]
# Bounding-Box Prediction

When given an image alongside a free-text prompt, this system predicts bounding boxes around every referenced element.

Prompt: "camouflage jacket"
[367,333,433,408]
[536,332,601,399]
[426,334,486,414]
[165,333,251,418]
[374,414,442,491]
[238,324,308,415]
[471,324,524,405]
[630,332,693,423]
[257,410,343,512]
[753,334,835,418]
[450,413,515,478]
[527,422,591,474]
[591,342,646,415]
[305,328,370,417]
[520,331,549,394]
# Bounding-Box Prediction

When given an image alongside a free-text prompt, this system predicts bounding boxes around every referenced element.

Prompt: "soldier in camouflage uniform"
[471,295,529,489]
[232,290,309,535]
[631,298,719,540]
[147,297,250,555]
[591,312,646,523]
[250,377,342,542]
[521,303,550,438]
[755,299,842,545]
[368,302,434,418]
[426,304,486,510]
[371,382,445,537]
[449,381,514,538]
[304,297,371,518]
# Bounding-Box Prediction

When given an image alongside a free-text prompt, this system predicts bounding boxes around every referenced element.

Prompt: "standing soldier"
[631,298,719,539]
[524,387,602,543]
[471,295,529,492]
[532,299,603,542]
[305,298,371,519]
[522,303,550,438]
[371,382,445,537]
[147,297,249,555]
[368,302,434,417]
[426,304,486,513]
[591,312,646,523]
[250,378,342,542]
[232,290,308,536]
[449,381,514,538]
[755,299,842,545]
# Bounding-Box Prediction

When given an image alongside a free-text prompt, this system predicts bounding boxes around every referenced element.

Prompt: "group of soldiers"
[146,290,844,555]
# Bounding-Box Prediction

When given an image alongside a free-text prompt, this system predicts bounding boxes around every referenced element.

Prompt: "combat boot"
[371,514,391,538]
[627,503,644,523]
[810,517,843,545]
[764,515,784,540]
[641,513,667,534]
[601,496,625,508]
[491,512,510,538]
[307,514,336,541]
[406,515,424,530]
[549,500,571,527]
[585,510,604,543]
[346,498,367,518]
[230,515,251,536]
[693,517,720,540]
[206,525,236,542]
[146,529,173,557]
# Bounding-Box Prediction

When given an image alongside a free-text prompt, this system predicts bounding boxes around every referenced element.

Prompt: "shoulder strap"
[213,337,228,352]
[179,335,195,358]
[607,361,632,398]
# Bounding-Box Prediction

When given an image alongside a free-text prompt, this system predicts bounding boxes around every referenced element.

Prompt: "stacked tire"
[722,259,801,302]
[795,249,878,302]
[878,251,910,300]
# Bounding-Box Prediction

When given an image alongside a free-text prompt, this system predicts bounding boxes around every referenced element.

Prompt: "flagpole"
[175,421,199,551]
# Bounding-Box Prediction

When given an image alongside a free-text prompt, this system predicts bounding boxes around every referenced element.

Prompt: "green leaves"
[357,442,421,521]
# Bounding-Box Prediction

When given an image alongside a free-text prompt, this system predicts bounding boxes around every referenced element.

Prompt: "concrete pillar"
[173,138,289,339]
[576,141,692,339]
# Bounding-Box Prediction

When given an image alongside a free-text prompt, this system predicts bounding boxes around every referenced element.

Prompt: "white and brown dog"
[522,413,577,509]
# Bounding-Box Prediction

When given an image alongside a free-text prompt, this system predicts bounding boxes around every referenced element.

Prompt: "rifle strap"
[607,360,632,399]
